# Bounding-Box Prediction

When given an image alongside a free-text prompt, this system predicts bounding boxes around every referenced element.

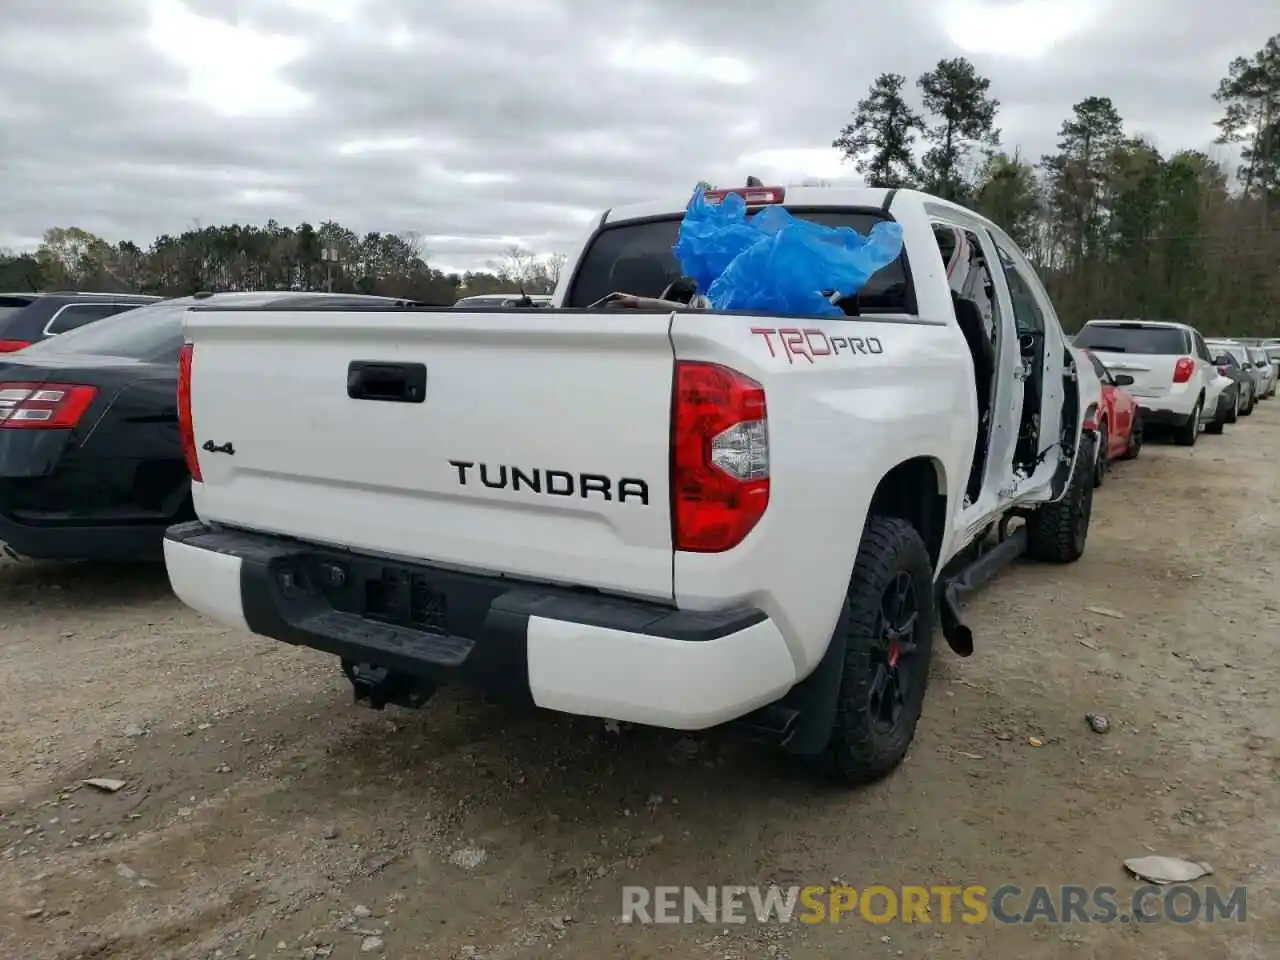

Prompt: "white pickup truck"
[165,185,1098,785]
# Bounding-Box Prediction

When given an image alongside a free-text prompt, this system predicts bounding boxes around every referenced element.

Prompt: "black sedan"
[0,291,160,352]
[0,290,414,562]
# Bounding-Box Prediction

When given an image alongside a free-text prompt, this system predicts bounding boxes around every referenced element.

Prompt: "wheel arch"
[778,506,940,761]
[776,457,947,759]
[866,456,948,570]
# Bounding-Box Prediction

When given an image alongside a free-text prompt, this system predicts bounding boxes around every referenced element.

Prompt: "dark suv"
[0,292,161,353]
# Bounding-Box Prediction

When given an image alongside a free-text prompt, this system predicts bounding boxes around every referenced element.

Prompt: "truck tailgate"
[183,308,676,600]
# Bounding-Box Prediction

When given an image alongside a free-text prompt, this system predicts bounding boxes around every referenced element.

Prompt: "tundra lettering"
[447,460,650,505]
[750,326,883,363]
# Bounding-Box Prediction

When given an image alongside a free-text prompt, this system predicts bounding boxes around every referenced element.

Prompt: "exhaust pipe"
[939,583,974,657]
[936,524,1029,657]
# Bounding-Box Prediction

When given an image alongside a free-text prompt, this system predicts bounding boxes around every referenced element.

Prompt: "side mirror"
[1214,354,1232,366]
[1112,373,1134,387]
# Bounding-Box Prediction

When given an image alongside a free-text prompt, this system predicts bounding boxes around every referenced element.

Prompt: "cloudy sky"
[0,0,1273,272]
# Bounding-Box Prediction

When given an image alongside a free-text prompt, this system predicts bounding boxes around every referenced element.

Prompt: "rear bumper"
[1130,385,1199,419]
[0,513,168,561]
[162,522,797,730]
[1136,406,1197,427]
[0,437,192,560]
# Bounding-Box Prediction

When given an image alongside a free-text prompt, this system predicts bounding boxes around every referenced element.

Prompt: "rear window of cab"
[564,209,912,313]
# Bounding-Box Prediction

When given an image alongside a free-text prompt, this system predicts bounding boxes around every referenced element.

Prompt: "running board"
[937,525,1028,657]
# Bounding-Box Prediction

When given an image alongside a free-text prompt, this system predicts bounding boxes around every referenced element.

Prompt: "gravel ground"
[2,405,1277,960]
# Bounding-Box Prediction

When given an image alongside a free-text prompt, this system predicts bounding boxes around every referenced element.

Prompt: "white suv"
[1073,320,1228,446]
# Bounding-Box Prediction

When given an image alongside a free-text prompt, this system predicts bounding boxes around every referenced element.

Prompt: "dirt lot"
[2,407,1277,960]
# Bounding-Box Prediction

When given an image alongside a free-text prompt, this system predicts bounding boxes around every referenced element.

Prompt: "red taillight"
[0,383,97,429]
[671,361,769,553]
[0,340,31,353]
[1172,357,1195,383]
[1217,365,1229,376]
[177,342,202,482]
[703,186,786,206]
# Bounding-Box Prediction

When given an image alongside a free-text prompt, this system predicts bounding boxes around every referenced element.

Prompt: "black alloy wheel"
[868,571,920,734]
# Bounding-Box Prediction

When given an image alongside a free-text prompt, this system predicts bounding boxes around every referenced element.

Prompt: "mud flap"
[776,609,851,756]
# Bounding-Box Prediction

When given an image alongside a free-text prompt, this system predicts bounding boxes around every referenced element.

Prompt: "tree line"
[833,34,1280,334]
[0,222,566,305]
[3,34,1276,329]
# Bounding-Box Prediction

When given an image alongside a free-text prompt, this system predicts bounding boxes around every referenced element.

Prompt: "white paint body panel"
[665,310,973,677]
[164,538,248,632]
[526,615,796,728]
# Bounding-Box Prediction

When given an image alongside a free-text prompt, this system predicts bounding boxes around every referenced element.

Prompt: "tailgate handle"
[347,361,427,403]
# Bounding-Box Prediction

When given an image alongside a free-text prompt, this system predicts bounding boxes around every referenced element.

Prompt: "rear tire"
[1121,412,1143,461]
[810,516,936,787]
[1206,392,1227,435]
[1174,399,1201,446]
[1026,432,1095,564]
[1241,389,1254,416]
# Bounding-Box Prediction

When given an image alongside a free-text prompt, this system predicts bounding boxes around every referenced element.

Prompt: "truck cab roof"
[599,186,1006,228]
[602,186,897,225]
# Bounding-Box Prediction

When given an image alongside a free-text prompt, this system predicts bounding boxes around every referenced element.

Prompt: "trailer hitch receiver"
[342,660,436,710]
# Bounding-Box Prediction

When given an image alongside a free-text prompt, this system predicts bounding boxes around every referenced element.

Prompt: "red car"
[1083,349,1142,486]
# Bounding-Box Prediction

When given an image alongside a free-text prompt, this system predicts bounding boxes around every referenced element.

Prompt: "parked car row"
[1237,337,1280,386]
[1072,319,1273,488]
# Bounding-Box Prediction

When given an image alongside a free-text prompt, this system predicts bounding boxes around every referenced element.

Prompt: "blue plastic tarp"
[671,187,904,317]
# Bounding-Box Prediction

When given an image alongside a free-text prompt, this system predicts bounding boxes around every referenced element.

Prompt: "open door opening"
[936,225,999,505]
[1013,328,1045,471]
[988,243,1047,473]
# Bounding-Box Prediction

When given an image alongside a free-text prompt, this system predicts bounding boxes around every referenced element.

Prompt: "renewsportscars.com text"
[620,884,1247,925]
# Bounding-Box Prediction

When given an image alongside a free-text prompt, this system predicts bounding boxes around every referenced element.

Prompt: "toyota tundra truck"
[164,185,1097,785]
